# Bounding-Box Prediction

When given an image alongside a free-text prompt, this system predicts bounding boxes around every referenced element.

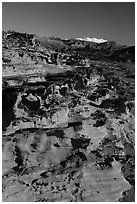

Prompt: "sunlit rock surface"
[81,160,130,201]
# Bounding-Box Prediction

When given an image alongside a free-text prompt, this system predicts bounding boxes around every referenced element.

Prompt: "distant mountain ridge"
[75,37,108,44]
[2,30,135,63]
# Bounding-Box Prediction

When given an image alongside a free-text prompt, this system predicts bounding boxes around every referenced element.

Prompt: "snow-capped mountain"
[76,37,108,44]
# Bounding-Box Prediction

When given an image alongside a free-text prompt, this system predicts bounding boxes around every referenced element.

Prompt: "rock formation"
[2,31,135,202]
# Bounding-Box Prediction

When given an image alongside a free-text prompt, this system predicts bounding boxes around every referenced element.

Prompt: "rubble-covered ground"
[2,31,135,202]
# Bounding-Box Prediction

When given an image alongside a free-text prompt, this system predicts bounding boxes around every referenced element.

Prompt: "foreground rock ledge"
[2,63,135,202]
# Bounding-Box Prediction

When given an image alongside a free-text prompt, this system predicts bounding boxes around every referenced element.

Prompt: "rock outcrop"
[2,31,135,202]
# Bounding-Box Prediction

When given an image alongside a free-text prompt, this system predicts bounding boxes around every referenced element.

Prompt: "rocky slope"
[2,31,135,202]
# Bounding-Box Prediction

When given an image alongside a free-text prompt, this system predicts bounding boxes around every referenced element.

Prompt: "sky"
[2,2,135,46]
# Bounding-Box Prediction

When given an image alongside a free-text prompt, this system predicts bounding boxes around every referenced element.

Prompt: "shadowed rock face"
[2,31,135,202]
[2,90,17,130]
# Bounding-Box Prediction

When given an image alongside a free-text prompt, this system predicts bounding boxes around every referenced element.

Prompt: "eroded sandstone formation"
[2,31,135,202]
